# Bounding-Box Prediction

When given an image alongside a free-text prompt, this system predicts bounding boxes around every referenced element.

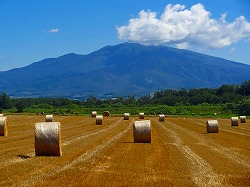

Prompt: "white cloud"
[228,48,236,53]
[47,28,60,33]
[117,3,250,49]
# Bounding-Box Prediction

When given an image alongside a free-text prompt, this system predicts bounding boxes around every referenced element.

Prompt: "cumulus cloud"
[117,3,250,49]
[47,28,60,33]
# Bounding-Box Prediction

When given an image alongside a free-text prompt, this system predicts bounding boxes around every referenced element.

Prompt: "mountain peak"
[1,43,250,99]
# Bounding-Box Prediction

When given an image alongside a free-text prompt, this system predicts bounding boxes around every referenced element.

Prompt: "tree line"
[0,80,250,115]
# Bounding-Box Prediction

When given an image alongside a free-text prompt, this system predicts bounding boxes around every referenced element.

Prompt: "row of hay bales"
[206,116,247,133]
[0,113,155,157]
[91,111,165,122]
[91,112,166,144]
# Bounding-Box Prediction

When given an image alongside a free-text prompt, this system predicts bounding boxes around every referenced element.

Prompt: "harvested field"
[0,115,249,186]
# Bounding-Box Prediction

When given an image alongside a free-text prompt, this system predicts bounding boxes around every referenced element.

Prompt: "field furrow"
[0,115,249,186]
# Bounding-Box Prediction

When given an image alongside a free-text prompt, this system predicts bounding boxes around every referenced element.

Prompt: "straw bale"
[133,120,151,143]
[103,111,110,117]
[91,111,97,117]
[124,113,130,120]
[159,114,165,122]
[231,117,238,126]
[34,122,61,156]
[206,120,218,133]
[240,116,247,123]
[139,113,144,119]
[96,115,103,125]
[46,115,53,122]
[0,117,7,136]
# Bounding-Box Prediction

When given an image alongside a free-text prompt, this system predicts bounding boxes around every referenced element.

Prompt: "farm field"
[0,115,249,186]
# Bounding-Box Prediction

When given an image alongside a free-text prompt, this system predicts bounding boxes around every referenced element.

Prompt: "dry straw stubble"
[206,120,219,133]
[34,122,62,156]
[133,120,151,143]
[0,117,7,136]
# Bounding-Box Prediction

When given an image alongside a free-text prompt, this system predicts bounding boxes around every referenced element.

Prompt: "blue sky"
[1,0,250,71]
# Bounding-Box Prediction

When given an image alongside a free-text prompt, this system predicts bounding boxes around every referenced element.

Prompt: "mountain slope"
[1,43,250,99]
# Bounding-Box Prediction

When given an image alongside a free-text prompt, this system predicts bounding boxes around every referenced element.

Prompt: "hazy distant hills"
[1,42,250,99]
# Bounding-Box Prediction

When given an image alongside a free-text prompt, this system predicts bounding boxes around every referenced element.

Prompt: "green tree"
[239,99,250,116]
[238,80,250,96]
[15,100,25,113]
[0,93,12,109]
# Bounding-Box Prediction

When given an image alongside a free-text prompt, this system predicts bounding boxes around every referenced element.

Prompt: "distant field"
[0,115,249,186]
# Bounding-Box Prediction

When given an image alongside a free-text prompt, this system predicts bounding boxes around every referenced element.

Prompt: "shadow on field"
[123,141,134,144]
[17,155,31,159]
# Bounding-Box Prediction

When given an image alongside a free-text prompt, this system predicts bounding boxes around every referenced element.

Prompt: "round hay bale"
[159,114,165,122]
[231,117,239,126]
[0,117,7,136]
[45,115,53,122]
[34,122,61,156]
[206,120,218,133]
[124,113,130,120]
[139,113,144,119]
[133,120,151,143]
[240,116,247,123]
[91,111,97,117]
[96,115,103,125]
[103,111,110,117]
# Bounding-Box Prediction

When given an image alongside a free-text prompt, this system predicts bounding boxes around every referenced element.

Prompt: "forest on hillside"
[0,80,250,116]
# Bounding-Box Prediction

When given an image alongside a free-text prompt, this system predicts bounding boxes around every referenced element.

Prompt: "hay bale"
[103,111,110,117]
[45,115,53,122]
[91,111,97,117]
[34,122,61,156]
[159,114,165,122]
[0,117,7,136]
[139,113,144,119]
[124,113,130,120]
[0,114,3,117]
[96,115,103,125]
[240,116,247,123]
[133,120,151,143]
[231,117,239,126]
[206,120,218,133]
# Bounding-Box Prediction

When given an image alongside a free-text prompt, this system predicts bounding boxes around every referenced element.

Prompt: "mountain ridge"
[1,43,250,99]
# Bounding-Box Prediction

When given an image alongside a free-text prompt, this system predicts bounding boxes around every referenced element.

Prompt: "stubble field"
[0,115,249,186]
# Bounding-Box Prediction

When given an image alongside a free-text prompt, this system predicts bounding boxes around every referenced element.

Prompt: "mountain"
[1,42,250,99]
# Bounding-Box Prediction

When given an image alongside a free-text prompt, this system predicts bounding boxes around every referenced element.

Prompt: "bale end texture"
[46,115,53,122]
[96,115,103,125]
[240,116,247,123]
[133,120,151,143]
[35,122,61,156]
[159,114,165,122]
[139,113,145,119]
[231,117,239,126]
[91,111,97,117]
[124,113,130,120]
[206,120,218,133]
[103,111,110,117]
[0,117,7,136]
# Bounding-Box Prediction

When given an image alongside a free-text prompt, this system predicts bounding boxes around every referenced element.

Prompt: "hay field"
[0,115,249,186]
